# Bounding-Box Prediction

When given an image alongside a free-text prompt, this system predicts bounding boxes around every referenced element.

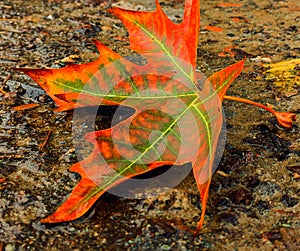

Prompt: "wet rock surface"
[0,0,299,250]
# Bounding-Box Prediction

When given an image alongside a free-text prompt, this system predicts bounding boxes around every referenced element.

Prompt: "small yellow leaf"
[264,58,300,97]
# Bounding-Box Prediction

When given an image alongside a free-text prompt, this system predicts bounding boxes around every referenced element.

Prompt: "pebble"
[160,244,171,250]
[5,244,15,251]
[69,227,76,232]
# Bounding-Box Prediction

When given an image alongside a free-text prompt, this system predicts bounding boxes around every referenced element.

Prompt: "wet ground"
[0,0,300,250]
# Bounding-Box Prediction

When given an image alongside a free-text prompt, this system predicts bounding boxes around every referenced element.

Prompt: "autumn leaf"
[217,2,243,8]
[12,103,39,111]
[205,25,223,33]
[264,58,300,97]
[17,0,295,235]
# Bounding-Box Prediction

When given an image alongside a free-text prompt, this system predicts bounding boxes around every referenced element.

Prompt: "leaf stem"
[224,95,296,128]
[224,95,275,114]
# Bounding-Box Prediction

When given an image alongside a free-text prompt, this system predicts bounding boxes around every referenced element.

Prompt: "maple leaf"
[17,0,295,235]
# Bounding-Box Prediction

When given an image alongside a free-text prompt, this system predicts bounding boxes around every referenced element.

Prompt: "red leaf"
[17,0,294,234]
[217,3,243,7]
[12,103,39,111]
[205,25,223,33]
